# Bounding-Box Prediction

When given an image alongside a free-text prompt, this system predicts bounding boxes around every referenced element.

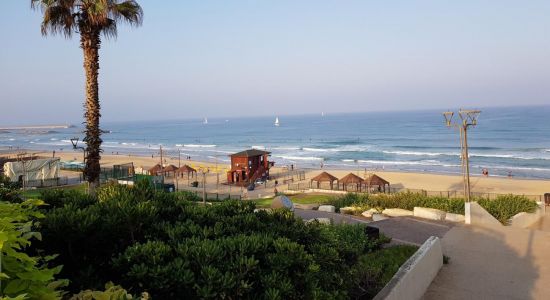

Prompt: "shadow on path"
[424,224,549,299]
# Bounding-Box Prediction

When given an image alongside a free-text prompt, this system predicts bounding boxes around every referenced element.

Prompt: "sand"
[3,149,549,196]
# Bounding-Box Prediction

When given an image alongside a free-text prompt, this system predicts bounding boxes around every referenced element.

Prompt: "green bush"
[0,199,67,299]
[334,192,465,214]
[70,282,149,300]
[37,186,393,298]
[0,174,22,203]
[350,245,418,299]
[478,194,538,224]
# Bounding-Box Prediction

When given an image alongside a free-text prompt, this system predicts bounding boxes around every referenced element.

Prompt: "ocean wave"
[470,153,550,161]
[357,159,460,167]
[472,165,550,172]
[302,147,333,152]
[251,145,266,150]
[274,155,324,161]
[184,144,216,148]
[382,150,457,157]
[273,146,302,151]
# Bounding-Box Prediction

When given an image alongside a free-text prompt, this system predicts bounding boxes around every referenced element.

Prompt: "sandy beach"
[4,149,548,197]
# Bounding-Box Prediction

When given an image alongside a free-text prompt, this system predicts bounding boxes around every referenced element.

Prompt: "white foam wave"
[357,159,460,168]
[275,155,324,161]
[184,144,216,148]
[470,153,550,160]
[251,145,266,150]
[382,150,457,157]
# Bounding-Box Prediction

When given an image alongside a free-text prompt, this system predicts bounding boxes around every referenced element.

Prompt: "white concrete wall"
[465,202,502,228]
[374,236,443,300]
[510,203,545,229]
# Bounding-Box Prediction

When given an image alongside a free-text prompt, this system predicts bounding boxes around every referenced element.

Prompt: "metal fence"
[286,182,544,201]
[178,189,242,201]
[25,176,69,188]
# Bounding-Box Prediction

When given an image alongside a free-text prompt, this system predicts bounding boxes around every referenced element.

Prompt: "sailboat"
[203,117,208,125]
[274,117,280,127]
[321,112,325,117]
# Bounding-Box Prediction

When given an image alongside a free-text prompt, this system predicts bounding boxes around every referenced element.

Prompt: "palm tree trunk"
[80,29,102,195]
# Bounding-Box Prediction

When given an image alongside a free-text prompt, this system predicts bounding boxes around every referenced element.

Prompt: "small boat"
[274,117,280,127]
[203,117,208,124]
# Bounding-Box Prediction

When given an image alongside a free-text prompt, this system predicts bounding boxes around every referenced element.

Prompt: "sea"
[2,106,550,179]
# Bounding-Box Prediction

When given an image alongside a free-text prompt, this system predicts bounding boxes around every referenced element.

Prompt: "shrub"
[70,282,149,300]
[0,174,22,203]
[350,245,418,299]
[478,194,538,224]
[0,199,67,299]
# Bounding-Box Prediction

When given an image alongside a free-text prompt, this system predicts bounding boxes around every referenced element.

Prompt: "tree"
[31,0,143,195]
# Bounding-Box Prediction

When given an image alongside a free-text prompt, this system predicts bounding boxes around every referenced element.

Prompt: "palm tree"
[31,1,143,194]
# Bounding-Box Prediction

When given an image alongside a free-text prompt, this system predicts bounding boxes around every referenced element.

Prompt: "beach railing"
[24,176,68,188]
[285,183,544,201]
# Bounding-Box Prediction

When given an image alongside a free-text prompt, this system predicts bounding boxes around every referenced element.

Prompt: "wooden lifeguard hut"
[227,149,273,185]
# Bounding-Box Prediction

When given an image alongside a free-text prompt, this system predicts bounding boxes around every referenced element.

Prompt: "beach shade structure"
[339,173,365,191]
[310,171,339,190]
[364,174,390,193]
[148,164,163,176]
[177,165,197,178]
[163,164,178,177]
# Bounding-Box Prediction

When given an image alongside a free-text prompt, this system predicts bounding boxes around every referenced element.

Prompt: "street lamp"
[443,109,481,202]
[70,137,87,181]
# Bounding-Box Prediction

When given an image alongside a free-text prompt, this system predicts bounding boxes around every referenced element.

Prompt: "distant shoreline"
[0,124,72,130]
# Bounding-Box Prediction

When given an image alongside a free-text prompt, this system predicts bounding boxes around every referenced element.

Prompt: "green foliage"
[0,175,22,203]
[322,193,364,212]
[38,185,394,298]
[478,194,538,224]
[350,245,418,299]
[69,282,149,300]
[336,192,464,214]
[0,199,67,299]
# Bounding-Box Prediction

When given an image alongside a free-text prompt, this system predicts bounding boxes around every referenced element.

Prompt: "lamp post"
[199,167,208,205]
[70,137,87,183]
[443,109,481,202]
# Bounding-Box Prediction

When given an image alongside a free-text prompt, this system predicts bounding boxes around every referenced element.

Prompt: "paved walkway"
[369,216,454,245]
[293,209,453,245]
[424,212,550,299]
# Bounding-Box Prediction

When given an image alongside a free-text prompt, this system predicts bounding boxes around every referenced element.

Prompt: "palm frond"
[109,0,143,26]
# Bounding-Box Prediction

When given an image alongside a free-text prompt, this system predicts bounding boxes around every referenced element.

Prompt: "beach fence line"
[176,189,242,201]
[286,182,544,202]
[24,176,69,188]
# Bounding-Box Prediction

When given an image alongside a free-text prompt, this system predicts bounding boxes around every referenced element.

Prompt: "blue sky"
[1,0,549,125]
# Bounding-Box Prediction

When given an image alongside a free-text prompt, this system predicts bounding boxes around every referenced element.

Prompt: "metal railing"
[286,182,544,201]
[24,176,69,188]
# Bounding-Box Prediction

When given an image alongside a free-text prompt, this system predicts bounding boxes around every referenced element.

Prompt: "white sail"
[203,117,208,124]
[274,117,280,126]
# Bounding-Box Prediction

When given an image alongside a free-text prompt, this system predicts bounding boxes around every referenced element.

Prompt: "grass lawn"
[20,183,88,199]
[251,193,336,208]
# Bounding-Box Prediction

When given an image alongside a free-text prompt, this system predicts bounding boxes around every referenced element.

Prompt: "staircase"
[248,165,267,184]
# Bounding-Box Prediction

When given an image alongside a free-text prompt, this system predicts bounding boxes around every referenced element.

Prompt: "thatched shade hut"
[365,174,390,193]
[177,165,197,178]
[163,164,178,177]
[339,173,364,191]
[310,171,338,189]
[148,164,163,176]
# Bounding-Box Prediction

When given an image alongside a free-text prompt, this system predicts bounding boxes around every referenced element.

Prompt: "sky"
[1,0,550,125]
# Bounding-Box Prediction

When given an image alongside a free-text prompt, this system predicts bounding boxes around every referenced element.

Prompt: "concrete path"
[369,217,454,246]
[293,209,368,225]
[424,222,550,299]
[293,209,454,246]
